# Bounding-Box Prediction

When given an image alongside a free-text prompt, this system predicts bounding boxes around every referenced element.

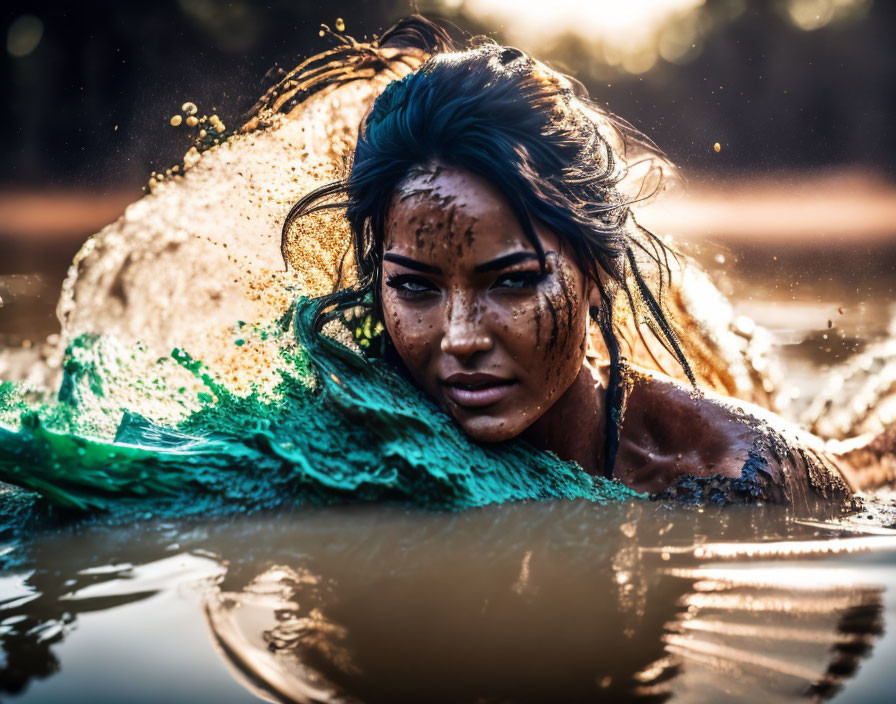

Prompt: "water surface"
[3,497,896,703]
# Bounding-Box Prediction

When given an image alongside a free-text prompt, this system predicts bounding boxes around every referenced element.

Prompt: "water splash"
[0,299,639,517]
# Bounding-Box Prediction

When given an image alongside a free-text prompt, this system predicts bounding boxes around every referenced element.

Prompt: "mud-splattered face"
[380,166,593,442]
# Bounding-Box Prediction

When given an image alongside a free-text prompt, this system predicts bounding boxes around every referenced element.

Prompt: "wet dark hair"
[283,16,695,476]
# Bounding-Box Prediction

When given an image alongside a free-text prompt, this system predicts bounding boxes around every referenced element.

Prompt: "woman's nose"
[440,298,493,360]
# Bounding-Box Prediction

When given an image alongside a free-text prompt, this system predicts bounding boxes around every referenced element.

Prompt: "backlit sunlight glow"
[436,0,706,73]
[433,0,873,73]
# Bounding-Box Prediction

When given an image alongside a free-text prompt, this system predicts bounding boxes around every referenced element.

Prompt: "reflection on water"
[3,500,896,703]
[652,565,883,702]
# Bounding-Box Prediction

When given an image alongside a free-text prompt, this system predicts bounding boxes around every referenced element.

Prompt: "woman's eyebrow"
[473,251,540,273]
[383,253,442,274]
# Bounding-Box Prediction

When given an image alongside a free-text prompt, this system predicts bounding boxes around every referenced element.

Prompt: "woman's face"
[380,165,593,442]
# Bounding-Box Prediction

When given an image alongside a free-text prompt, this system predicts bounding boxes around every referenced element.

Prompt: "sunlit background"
[1,0,895,402]
[435,0,874,73]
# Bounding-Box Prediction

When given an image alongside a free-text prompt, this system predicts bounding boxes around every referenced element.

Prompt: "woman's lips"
[441,373,517,408]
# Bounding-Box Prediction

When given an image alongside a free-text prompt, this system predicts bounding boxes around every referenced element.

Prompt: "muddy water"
[3,498,896,703]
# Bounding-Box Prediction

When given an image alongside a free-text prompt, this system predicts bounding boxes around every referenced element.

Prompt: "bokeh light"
[782,0,871,31]
[432,0,707,73]
[431,0,874,73]
[6,14,43,58]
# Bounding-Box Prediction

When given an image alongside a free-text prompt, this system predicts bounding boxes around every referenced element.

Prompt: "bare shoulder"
[613,366,757,494]
[612,365,854,509]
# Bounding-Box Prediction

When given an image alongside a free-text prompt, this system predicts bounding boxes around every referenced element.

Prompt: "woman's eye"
[385,274,438,297]
[491,272,544,290]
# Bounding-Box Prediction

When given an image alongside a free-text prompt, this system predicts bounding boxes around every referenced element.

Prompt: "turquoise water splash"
[0,299,640,517]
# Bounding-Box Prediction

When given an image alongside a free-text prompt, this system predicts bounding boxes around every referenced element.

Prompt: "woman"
[287,22,864,510]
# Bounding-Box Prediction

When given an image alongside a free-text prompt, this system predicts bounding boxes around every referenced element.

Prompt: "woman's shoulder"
[612,365,854,508]
[613,366,759,494]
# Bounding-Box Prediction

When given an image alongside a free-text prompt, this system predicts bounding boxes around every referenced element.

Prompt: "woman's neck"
[521,361,606,476]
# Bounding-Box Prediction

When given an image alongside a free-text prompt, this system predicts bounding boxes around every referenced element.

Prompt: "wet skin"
[380,165,857,499]
[381,166,603,470]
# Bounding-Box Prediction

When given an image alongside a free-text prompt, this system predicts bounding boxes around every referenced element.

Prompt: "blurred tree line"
[1,0,894,188]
